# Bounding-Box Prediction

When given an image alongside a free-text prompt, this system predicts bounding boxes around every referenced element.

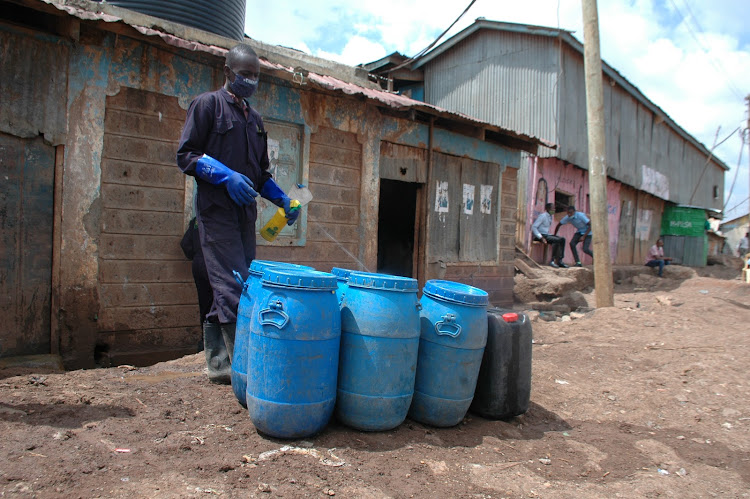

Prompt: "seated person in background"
[645,237,672,277]
[531,203,568,268]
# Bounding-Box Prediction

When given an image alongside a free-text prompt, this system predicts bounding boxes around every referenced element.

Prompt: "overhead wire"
[387,0,478,74]
[722,127,748,212]
[725,195,750,216]
[689,126,738,204]
[667,0,745,100]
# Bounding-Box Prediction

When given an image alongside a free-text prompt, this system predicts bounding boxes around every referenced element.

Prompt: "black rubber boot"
[220,323,236,363]
[203,322,231,384]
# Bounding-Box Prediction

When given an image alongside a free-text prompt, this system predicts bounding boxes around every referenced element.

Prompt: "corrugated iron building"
[367,20,728,264]
[0,0,540,368]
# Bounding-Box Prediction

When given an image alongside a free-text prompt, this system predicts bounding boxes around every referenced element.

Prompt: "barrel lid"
[502,312,519,323]
[423,280,489,307]
[330,267,354,282]
[249,260,314,276]
[261,268,337,289]
[347,271,418,292]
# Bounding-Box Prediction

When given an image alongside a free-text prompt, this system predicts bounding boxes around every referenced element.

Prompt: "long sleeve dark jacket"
[176,88,272,216]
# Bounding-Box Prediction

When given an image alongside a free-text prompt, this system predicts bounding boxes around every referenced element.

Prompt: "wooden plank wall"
[256,126,362,272]
[0,134,55,356]
[98,87,199,365]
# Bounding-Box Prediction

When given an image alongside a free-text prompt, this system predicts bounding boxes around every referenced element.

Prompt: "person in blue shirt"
[554,205,593,267]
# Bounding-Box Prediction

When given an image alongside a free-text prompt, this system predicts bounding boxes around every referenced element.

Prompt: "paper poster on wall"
[480,185,493,214]
[435,181,449,213]
[463,184,475,215]
[635,209,653,240]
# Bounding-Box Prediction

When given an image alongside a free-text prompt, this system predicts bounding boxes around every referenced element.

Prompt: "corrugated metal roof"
[413,19,730,171]
[32,0,550,153]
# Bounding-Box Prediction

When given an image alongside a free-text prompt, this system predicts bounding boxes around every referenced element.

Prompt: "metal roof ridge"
[410,18,730,171]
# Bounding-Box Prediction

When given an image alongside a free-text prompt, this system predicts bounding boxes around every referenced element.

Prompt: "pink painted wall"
[523,157,621,265]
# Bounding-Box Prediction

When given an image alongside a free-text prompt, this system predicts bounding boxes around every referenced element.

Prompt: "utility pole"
[581,0,614,307]
[746,95,750,229]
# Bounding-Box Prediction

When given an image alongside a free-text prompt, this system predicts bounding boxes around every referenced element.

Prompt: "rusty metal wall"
[0,133,55,357]
[0,28,69,145]
[379,142,427,183]
[663,235,707,267]
[423,30,559,154]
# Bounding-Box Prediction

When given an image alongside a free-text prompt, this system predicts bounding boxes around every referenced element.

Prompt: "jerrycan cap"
[261,268,337,290]
[331,267,354,282]
[347,271,418,292]
[423,280,489,307]
[502,312,519,323]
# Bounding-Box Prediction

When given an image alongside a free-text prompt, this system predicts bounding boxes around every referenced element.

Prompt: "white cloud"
[246,0,750,218]
[316,36,388,66]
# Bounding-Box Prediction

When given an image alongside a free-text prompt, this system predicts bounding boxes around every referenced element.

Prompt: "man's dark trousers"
[536,234,565,263]
[570,232,593,263]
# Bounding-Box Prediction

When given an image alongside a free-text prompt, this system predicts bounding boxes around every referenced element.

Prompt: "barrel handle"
[233,270,250,297]
[259,299,290,329]
[435,313,461,337]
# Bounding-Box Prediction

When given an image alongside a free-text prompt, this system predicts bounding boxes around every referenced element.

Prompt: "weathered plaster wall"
[59,31,217,368]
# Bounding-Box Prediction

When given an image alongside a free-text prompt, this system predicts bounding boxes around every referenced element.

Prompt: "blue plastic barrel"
[409,280,489,427]
[246,268,340,438]
[330,267,354,303]
[232,261,315,407]
[336,271,421,431]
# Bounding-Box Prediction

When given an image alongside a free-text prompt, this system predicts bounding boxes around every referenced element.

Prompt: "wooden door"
[0,133,55,357]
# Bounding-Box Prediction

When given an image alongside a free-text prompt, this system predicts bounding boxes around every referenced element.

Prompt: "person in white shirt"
[532,203,568,268]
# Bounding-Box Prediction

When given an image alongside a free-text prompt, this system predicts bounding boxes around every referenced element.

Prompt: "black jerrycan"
[470,309,532,419]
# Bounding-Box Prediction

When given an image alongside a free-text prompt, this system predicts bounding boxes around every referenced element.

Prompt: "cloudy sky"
[245,0,750,220]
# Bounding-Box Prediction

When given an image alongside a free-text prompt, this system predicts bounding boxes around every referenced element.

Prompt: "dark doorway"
[377,179,418,277]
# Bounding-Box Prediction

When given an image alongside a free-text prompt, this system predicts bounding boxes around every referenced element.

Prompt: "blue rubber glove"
[260,178,299,226]
[283,198,300,226]
[196,154,258,206]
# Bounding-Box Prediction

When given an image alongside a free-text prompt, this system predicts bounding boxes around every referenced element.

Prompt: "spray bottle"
[260,185,313,242]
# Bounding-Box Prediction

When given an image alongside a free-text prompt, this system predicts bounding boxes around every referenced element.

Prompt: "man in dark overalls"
[176,44,299,383]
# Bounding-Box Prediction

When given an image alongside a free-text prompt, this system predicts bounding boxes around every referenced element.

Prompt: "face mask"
[229,71,258,98]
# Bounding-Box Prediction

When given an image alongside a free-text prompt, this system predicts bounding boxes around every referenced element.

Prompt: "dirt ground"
[2,265,750,498]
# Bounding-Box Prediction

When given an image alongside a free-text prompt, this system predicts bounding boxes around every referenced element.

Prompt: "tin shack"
[0,0,541,368]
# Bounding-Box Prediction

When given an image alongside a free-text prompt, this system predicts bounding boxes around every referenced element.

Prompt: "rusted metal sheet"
[379,142,427,183]
[663,235,706,267]
[427,152,500,263]
[0,29,69,145]
[0,133,55,356]
[458,157,499,262]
